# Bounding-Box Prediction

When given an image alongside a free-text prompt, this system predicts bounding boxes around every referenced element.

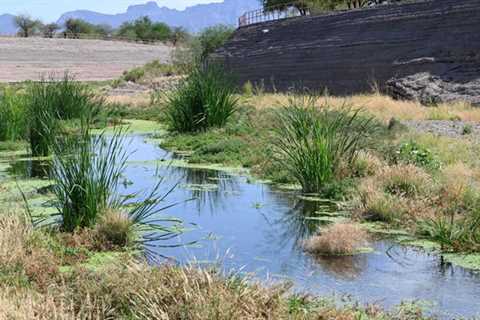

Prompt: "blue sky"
[2,0,223,22]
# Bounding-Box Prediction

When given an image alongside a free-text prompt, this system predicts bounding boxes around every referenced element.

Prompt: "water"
[10,134,480,318]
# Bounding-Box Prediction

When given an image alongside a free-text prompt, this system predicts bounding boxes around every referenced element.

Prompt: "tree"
[117,17,172,42]
[42,23,60,38]
[261,0,350,14]
[15,15,40,37]
[170,27,189,46]
[198,25,235,60]
[64,18,94,38]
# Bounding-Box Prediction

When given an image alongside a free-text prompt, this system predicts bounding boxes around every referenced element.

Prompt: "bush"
[272,97,377,193]
[198,25,235,60]
[117,16,172,42]
[164,65,238,133]
[395,141,441,170]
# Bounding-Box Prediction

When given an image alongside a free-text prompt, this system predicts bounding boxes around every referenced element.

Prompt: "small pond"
[9,134,480,318]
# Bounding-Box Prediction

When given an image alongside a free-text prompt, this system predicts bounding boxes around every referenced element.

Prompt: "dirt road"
[0,37,172,82]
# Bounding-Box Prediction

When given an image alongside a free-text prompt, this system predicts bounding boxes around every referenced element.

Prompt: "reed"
[0,88,27,142]
[25,74,102,157]
[163,65,238,132]
[272,96,377,193]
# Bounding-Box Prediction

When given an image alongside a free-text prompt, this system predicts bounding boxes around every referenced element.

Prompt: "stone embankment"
[214,0,480,105]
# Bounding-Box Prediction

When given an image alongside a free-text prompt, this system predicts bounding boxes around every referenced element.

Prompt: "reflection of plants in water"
[167,166,238,214]
[8,160,51,179]
[311,254,367,279]
[271,198,337,249]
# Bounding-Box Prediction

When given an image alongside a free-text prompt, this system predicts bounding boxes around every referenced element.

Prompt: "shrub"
[304,223,369,255]
[395,141,441,170]
[272,97,377,193]
[462,124,473,135]
[198,25,235,60]
[0,88,27,141]
[164,65,238,133]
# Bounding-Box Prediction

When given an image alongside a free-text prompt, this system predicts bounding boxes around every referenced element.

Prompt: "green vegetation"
[24,75,102,157]
[14,14,41,37]
[272,97,377,193]
[64,18,113,38]
[121,60,181,84]
[0,88,27,141]
[163,65,238,132]
[117,16,173,42]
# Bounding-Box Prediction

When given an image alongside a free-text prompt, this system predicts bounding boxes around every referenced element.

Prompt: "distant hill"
[0,14,16,35]
[57,0,260,33]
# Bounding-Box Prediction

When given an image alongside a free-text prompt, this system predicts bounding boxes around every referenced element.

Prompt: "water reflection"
[310,254,368,279]
[8,160,51,178]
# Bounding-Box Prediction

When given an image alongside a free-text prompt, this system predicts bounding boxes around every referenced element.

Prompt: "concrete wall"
[213,0,480,95]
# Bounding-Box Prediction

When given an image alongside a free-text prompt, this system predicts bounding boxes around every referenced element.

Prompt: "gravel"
[402,120,480,140]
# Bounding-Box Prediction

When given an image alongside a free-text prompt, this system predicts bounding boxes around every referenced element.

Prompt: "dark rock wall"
[213,0,480,95]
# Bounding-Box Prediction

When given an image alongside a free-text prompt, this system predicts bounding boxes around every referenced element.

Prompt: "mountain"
[57,0,261,33]
[0,14,16,35]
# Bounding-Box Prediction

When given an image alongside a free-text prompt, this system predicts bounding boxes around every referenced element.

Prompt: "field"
[0,37,172,82]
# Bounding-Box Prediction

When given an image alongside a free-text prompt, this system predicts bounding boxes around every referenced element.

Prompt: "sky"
[1,0,224,22]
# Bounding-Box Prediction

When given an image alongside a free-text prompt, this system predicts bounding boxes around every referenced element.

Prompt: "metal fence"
[238,1,311,27]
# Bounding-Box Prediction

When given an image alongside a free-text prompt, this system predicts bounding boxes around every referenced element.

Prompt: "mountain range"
[0,14,16,35]
[0,0,260,35]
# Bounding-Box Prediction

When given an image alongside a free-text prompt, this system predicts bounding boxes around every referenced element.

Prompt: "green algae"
[95,119,166,135]
[59,252,125,273]
[443,253,480,270]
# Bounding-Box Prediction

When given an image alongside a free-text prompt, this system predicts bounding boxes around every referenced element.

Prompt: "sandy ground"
[0,37,172,82]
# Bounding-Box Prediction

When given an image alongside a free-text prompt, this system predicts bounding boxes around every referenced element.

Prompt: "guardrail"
[238,1,311,27]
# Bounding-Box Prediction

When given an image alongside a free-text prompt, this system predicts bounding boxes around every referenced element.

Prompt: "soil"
[0,37,172,82]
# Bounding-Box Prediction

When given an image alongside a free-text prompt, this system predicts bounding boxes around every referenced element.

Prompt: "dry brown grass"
[355,164,436,223]
[304,223,369,256]
[105,93,151,107]
[246,93,480,122]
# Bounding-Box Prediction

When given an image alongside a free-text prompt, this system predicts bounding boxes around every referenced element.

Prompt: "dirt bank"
[0,37,172,82]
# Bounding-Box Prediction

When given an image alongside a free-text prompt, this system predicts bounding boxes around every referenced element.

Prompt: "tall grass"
[272,96,377,194]
[25,74,102,157]
[48,120,128,231]
[0,88,27,141]
[164,65,238,132]
[35,114,185,249]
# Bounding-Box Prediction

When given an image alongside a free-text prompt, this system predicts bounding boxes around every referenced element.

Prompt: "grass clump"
[163,65,238,133]
[49,123,128,232]
[304,223,369,256]
[272,97,377,194]
[25,75,103,157]
[0,88,27,142]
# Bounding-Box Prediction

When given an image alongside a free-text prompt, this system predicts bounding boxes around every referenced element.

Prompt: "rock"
[386,72,480,106]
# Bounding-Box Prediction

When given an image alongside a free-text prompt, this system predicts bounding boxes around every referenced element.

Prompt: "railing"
[238,1,311,27]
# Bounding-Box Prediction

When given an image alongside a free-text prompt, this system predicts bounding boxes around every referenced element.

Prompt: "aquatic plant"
[304,222,369,256]
[163,65,238,133]
[25,74,102,157]
[0,88,27,142]
[272,96,377,193]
